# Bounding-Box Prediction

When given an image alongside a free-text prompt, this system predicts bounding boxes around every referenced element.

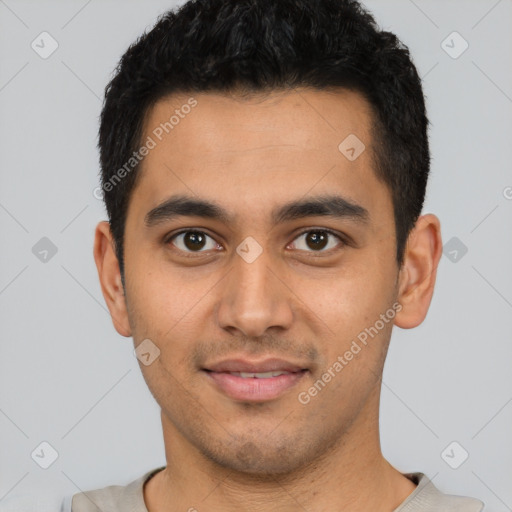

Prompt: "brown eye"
[170,231,218,252]
[184,232,206,250]
[291,230,342,252]
[305,231,328,250]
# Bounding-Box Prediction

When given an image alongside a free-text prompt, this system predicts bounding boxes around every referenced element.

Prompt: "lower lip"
[204,370,307,402]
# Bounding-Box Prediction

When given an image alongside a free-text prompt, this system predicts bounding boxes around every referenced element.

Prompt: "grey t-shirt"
[61,468,484,512]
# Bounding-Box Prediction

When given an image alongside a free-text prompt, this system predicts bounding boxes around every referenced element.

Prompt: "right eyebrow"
[145,195,233,227]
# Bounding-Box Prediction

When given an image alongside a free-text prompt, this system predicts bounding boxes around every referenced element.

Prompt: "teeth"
[229,371,290,378]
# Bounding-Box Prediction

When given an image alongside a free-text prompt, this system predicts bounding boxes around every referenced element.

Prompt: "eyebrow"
[144,194,370,228]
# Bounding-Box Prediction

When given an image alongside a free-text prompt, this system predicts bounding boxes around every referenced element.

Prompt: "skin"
[94,87,442,511]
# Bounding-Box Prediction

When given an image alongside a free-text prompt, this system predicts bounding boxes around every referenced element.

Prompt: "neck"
[144,386,417,512]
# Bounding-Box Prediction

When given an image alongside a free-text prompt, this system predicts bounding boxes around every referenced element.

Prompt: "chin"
[202,438,311,477]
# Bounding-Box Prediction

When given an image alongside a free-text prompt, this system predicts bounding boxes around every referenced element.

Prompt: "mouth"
[202,358,309,402]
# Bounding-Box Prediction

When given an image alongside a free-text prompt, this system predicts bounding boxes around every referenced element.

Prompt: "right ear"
[93,221,132,337]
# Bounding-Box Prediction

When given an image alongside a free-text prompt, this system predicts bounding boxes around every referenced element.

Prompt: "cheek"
[296,260,395,339]
[126,255,213,333]
[125,262,223,384]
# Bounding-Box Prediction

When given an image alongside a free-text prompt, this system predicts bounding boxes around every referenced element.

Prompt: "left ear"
[394,213,443,329]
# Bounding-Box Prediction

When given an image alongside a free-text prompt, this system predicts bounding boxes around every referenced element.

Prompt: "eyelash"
[164,228,347,257]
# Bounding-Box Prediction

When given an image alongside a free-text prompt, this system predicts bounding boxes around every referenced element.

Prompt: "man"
[62,0,484,510]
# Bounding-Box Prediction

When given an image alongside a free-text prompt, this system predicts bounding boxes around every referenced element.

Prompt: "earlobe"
[394,214,443,329]
[93,221,132,337]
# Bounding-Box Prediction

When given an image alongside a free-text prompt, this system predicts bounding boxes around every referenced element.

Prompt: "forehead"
[129,87,390,227]
[143,87,375,154]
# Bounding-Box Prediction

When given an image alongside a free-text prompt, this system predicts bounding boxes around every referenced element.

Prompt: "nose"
[216,244,294,338]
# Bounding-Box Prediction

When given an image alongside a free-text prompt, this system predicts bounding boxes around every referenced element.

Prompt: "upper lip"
[204,358,307,373]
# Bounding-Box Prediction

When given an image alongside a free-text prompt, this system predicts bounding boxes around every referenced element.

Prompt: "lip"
[203,358,309,402]
[204,358,306,374]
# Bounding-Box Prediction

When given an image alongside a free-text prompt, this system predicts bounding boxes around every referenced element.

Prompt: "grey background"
[0,0,511,510]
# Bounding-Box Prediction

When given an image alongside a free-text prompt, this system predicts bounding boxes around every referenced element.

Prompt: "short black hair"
[98,0,430,283]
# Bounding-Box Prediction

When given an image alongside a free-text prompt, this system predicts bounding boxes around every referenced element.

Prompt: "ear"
[93,221,132,337]
[394,214,443,329]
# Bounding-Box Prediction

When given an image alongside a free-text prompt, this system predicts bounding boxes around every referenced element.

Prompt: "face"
[110,88,404,474]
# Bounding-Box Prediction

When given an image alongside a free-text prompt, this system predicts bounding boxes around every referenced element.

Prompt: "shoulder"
[395,473,484,512]
[62,467,165,512]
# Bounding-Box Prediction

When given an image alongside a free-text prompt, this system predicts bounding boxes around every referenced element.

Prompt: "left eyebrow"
[272,194,370,225]
[144,193,370,228]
